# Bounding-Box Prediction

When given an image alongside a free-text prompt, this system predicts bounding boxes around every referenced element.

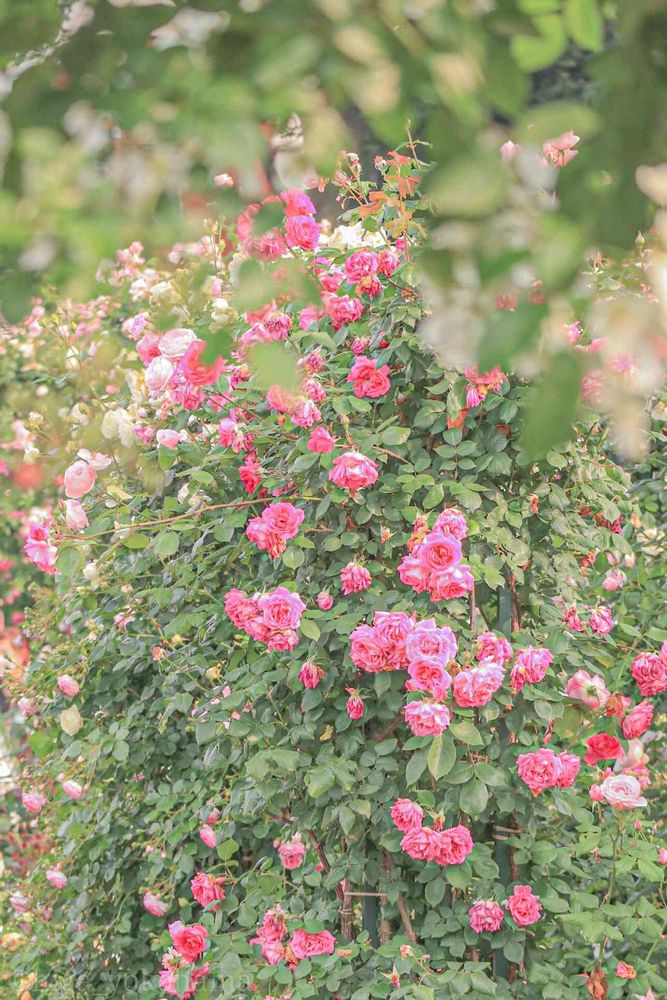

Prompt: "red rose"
[168,921,208,962]
[583,733,623,766]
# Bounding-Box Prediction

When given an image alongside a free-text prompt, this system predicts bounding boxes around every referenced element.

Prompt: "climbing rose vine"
[0,153,665,1000]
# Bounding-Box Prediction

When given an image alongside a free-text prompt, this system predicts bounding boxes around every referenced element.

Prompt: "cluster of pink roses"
[391,798,473,867]
[245,501,305,558]
[251,905,335,968]
[160,922,209,998]
[516,748,581,796]
[398,508,473,602]
[563,603,614,636]
[224,586,306,651]
[468,885,542,932]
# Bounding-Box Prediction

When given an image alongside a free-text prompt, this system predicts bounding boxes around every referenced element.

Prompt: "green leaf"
[217,838,239,861]
[425,876,446,906]
[300,617,321,641]
[449,720,484,747]
[380,425,411,446]
[511,15,567,72]
[458,778,488,816]
[427,733,456,780]
[564,0,603,51]
[406,748,429,786]
[430,153,508,218]
[521,353,583,458]
[478,302,547,370]
[152,531,180,558]
[122,533,149,550]
[112,740,129,762]
[248,341,300,392]
[306,766,336,799]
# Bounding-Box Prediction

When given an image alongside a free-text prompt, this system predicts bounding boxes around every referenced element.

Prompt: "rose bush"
[0,155,665,1000]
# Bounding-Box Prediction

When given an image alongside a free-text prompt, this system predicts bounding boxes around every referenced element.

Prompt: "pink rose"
[340,562,371,595]
[22,790,46,814]
[406,620,457,664]
[428,564,474,600]
[285,215,320,251]
[622,700,654,739]
[159,326,196,359]
[317,590,334,611]
[506,885,542,926]
[516,749,561,796]
[57,675,80,697]
[180,340,225,386]
[400,826,439,861]
[377,247,400,276]
[200,824,217,848]
[430,825,474,866]
[281,188,315,217]
[46,868,68,889]
[390,798,424,833]
[277,834,306,870]
[589,605,614,636]
[64,499,89,531]
[63,460,96,499]
[583,734,623,766]
[156,429,182,449]
[542,130,579,167]
[566,669,610,709]
[452,663,504,708]
[347,356,391,398]
[325,294,364,330]
[191,872,226,910]
[555,752,581,788]
[631,652,667,697]
[261,502,305,540]
[345,694,365,719]
[344,250,378,283]
[398,555,430,592]
[404,700,451,737]
[469,901,504,933]
[289,928,335,959]
[615,962,636,980]
[62,780,83,799]
[373,611,413,667]
[328,450,379,491]
[168,921,208,963]
[417,533,462,572]
[298,661,323,689]
[258,587,305,630]
[10,892,30,914]
[475,631,513,664]
[407,656,452,699]
[307,427,336,453]
[143,890,167,916]
[510,646,553,692]
[349,624,386,673]
[433,508,468,540]
[599,774,647,809]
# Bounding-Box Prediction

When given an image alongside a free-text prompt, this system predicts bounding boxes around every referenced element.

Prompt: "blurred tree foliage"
[0,1,665,415]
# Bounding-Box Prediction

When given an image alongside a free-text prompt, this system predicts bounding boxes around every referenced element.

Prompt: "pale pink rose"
[307,427,336,453]
[159,327,196,359]
[317,591,334,611]
[516,749,561,796]
[506,885,542,926]
[510,645,553,692]
[136,330,161,364]
[61,780,83,799]
[566,669,610,709]
[18,698,37,718]
[340,562,371,595]
[622,701,654,739]
[191,872,226,910]
[589,605,614,636]
[404,700,451,736]
[589,783,604,802]
[298,661,322,688]
[542,130,579,168]
[390,798,424,833]
[328,451,379,491]
[452,663,504,708]
[345,694,364,719]
[603,568,626,591]
[145,355,174,393]
[57,675,80,697]
[143,890,168,916]
[631,652,667,697]
[347,356,391,398]
[10,892,30,914]
[555,752,581,788]
[469,900,504,933]
[285,215,320,251]
[63,460,96,499]
[22,790,46,814]
[200,824,217,848]
[64,499,88,531]
[277,834,306,870]
[289,928,335,959]
[430,825,474,866]
[168,921,208,962]
[156,429,182,449]
[77,450,112,471]
[599,774,647,809]
[500,139,519,162]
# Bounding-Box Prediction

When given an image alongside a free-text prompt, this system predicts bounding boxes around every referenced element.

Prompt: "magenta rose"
[284,215,320,250]
[168,921,208,962]
[258,587,305,630]
[506,885,542,926]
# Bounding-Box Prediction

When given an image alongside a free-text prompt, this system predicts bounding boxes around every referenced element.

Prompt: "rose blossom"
[168,921,208,963]
[298,661,323,689]
[63,460,96,499]
[317,590,334,611]
[615,962,636,980]
[506,885,542,926]
[631,652,667,697]
[404,700,451,737]
[10,892,30,914]
[622,701,654,739]
[390,798,424,832]
[328,451,378,491]
[307,427,336,453]
[281,188,315,217]
[516,749,561,795]
[344,250,378,283]
[407,656,452,699]
[62,780,83,799]
[159,326,196,359]
[347,356,391,398]
[156,429,182,449]
[599,774,647,809]
[22,790,47,814]
[145,355,174,393]
[180,340,225,386]
[349,624,386,673]
[583,734,623,766]
[406,620,457,664]
[285,215,320,251]
[45,868,68,889]
[555,752,581,788]
[476,631,513,664]
[289,928,335,959]
[57,675,80,697]
[191,872,226,909]
[589,606,614,636]
[430,825,474,866]
[566,669,610,709]
[340,562,371,595]
[345,694,364,719]
[469,901,504,933]
[277,834,306,870]
[400,826,439,861]
[64,499,89,531]
[200,824,217,848]
[452,663,504,708]
[143,891,168,916]
[510,646,553,692]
